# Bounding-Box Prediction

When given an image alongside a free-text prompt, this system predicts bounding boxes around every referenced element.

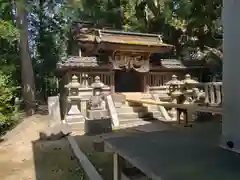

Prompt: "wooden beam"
[126,98,223,114]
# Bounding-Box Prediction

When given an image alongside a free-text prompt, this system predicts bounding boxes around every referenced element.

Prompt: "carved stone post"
[215,82,222,105]
[14,97,21,113]
[209,84,215,104]
[204,82,223,107]
[81,73,89,88]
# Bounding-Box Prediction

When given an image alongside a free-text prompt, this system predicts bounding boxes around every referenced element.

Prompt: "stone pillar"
[221,0,240,153]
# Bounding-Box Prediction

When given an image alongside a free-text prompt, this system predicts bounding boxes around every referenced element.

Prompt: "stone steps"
[118,111,163,120]
[117,120,153,130]
[116,106,148,113]
[118,103,160,111]
[65,118,84,123]
[116,100,166,129]
[67,92,169,132]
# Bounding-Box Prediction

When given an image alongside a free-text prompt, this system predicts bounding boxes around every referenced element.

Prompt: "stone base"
[85,118,112,135]
[220,135,240,153]
[114,102,124,108]
[65,114,85,123]
[87,109,108,119]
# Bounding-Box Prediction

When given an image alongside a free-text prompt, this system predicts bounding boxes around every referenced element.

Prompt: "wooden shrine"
[56,23,210,94]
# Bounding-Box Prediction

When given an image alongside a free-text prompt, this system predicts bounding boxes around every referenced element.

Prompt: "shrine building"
[57,22,209,93]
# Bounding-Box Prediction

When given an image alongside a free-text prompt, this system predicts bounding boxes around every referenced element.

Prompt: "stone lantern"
[165,75,184,120]
[64,75,84,123]
[182,74,198,89]
[181,74,199,104]
[90,76,105,96]
[65,75,81,96]
[166,75,183,97]
[85,76,111,135]
[88,76,108,116]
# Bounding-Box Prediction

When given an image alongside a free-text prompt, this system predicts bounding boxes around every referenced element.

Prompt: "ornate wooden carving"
[110,52,150,72]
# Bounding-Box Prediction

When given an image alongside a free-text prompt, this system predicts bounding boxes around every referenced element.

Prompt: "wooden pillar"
[143,73,149,93]
[113,153,125,180]
[110,70,115,93]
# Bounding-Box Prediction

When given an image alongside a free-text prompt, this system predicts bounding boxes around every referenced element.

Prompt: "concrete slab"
[105,121,240,180]
[133,122,171,132]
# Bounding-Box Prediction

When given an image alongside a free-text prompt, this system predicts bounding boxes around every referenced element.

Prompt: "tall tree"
[16,0,36,115]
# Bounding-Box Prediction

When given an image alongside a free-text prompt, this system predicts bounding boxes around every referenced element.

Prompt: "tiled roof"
[160,59,207,69]
[57,56,98,69]
[76,29,174,48]
[161,59,186,69]
[97,30,173,47]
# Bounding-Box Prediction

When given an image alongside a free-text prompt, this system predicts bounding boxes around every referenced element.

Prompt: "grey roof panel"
[57,56,98,69]
[161,59,186,69]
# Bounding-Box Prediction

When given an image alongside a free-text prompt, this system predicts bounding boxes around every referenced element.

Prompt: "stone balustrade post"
[215,83,222,105]
[204,82,222,107]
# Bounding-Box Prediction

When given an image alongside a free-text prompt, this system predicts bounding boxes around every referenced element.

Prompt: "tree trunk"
[16,0,36,115]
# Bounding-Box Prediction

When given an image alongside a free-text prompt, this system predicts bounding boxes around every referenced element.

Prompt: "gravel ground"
[0,114,87,180]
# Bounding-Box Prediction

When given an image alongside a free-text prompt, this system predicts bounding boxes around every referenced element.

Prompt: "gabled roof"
[96,29,173,47]
[75,28,174,53]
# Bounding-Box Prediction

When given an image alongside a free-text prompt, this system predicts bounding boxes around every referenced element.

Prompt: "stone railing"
[69,71,112,87]
[202,82,222,107]
[149,86,168,94]
[151,74,223,122]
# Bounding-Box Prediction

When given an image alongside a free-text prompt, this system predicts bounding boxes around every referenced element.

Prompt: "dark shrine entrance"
[115,70,143,92]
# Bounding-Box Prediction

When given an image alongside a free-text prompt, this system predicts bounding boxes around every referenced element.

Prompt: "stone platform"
[105,121,240,180]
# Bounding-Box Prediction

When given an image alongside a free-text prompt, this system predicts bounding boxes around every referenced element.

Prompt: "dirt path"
[0,115,86,180]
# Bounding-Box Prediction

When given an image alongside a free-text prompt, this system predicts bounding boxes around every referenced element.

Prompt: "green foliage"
[0,1,21,134]
[0,0,223,133]
[0,73,14,113]
[0,20,19,42]
[0,72,20,134]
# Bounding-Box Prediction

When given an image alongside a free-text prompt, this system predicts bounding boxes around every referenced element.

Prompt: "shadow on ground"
[31,114,223,180]
[71,114,223,180]
[32,138,87,180]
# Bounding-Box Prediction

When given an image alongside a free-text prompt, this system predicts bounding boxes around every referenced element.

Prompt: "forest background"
[0,0,222,133]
